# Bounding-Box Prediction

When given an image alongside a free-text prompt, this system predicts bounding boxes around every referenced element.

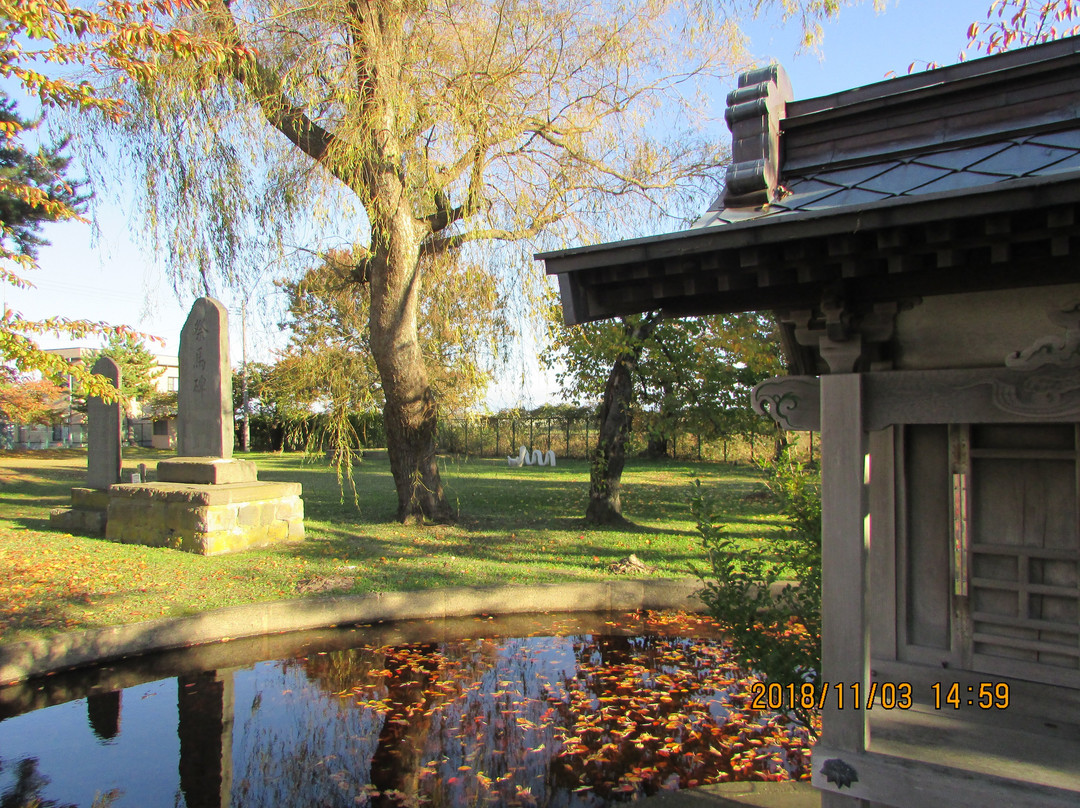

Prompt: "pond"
[0,610,813,807]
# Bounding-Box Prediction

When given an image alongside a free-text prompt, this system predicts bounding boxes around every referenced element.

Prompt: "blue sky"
[7,0,1003,406]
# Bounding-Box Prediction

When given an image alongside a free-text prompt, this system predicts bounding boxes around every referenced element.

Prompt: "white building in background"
[4,348,180,450]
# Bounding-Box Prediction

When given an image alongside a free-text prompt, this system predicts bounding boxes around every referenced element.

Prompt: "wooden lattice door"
[957,423,1080,685]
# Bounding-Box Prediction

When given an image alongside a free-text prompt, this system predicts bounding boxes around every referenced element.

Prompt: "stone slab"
[109,480,300,506]
[639,781,819,808]
[156,457,259,485]
[48,507,107,536]
[70,487,111,509]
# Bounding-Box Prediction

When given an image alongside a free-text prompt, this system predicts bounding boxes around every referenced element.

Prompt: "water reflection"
[0,611,811,807]
[178,672,233,808]
[86,692,120,743]
[0,757,77,808]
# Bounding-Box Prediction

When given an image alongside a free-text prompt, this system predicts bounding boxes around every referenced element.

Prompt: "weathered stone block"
[49,507,108,536]
[266,521,289,542]
[70,488,111,510]
[157,458,258,485]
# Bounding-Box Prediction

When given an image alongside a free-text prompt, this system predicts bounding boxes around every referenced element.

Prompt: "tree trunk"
[586,316,655,524]
[368,204,452,525]
[773,424,789,462]
[646,434,668,459]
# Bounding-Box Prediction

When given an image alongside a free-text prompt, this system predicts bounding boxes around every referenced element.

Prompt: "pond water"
[0,610,812,808]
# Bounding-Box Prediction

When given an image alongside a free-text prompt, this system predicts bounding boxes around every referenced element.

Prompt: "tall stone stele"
[157,297,257,485]
[179,296,233,458]
[107,295,304,554]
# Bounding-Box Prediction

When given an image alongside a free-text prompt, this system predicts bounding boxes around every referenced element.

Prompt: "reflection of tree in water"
[0,756,118,808]
[226,613,812,807]
[231,659,382,807]
[0,757,72,808]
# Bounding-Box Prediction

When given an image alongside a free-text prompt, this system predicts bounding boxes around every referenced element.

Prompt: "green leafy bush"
[692,450,821,733]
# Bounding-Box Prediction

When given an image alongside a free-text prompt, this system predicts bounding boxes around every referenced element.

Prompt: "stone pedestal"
[106,480,304,555]
[49,488,111,536]
[157,457,259,485]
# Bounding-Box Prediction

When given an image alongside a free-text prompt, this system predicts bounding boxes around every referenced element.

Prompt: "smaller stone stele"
[50,356,122,536]
[86,356,123,489]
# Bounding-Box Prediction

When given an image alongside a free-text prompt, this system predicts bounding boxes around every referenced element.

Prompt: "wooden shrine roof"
[540,36,1080,326]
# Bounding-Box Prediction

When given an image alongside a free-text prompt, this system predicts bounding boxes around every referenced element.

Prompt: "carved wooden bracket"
[782,296,902,374]
[753,363,1080,432]
[752,375,821,430]
[723,64,792,209]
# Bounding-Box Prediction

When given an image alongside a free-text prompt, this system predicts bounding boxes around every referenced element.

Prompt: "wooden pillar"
[814,372,872,807]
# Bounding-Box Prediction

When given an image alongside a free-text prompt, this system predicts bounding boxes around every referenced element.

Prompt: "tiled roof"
[694,129,1080,228]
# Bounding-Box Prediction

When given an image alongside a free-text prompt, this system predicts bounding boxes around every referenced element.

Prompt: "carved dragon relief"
[978,367,1080,419]
[1004,300,1080,370]
[756,303,1080,428]
[977,301,1080,419]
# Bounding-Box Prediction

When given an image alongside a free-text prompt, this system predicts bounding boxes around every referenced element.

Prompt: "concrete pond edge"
[0,578,709,685]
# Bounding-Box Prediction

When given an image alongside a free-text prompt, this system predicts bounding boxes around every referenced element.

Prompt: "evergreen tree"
[85,335,164,444]
[0,93,88,259]
[90,334,163,405]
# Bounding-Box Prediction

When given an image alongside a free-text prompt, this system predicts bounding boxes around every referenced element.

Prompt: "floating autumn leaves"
[295,610,816,807]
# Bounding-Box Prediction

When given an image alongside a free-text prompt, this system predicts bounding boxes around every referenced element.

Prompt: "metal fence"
[436,415,816,464]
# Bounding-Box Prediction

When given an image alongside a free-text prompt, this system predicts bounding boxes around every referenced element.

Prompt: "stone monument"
[87,356,123,488]
[155,297,258,485]
[105,297,304,555]
[49,356,122,535]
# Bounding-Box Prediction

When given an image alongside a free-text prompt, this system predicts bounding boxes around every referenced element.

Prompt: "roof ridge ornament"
[723,64,793,209]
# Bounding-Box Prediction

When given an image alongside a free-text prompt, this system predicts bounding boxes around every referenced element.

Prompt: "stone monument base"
[106,481,304,556]
[49,488,110,536]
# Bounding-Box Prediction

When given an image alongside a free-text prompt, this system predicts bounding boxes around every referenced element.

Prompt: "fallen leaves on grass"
[296,575,355,595]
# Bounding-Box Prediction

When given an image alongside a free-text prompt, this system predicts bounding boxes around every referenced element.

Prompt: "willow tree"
[276,248,507,486]
[87,0,868,522]
[83,0,729,522]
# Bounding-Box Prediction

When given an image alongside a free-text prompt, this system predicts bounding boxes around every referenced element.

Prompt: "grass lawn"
[0,448,785,644]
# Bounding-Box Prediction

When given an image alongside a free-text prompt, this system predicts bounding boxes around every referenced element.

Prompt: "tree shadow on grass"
[9,515,55,532]
[0,585,153,640]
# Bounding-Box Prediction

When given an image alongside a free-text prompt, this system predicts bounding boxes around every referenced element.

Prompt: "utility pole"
[241,302,250,452]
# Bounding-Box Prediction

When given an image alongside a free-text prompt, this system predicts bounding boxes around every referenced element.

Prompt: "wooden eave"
[541,169,1080,326]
